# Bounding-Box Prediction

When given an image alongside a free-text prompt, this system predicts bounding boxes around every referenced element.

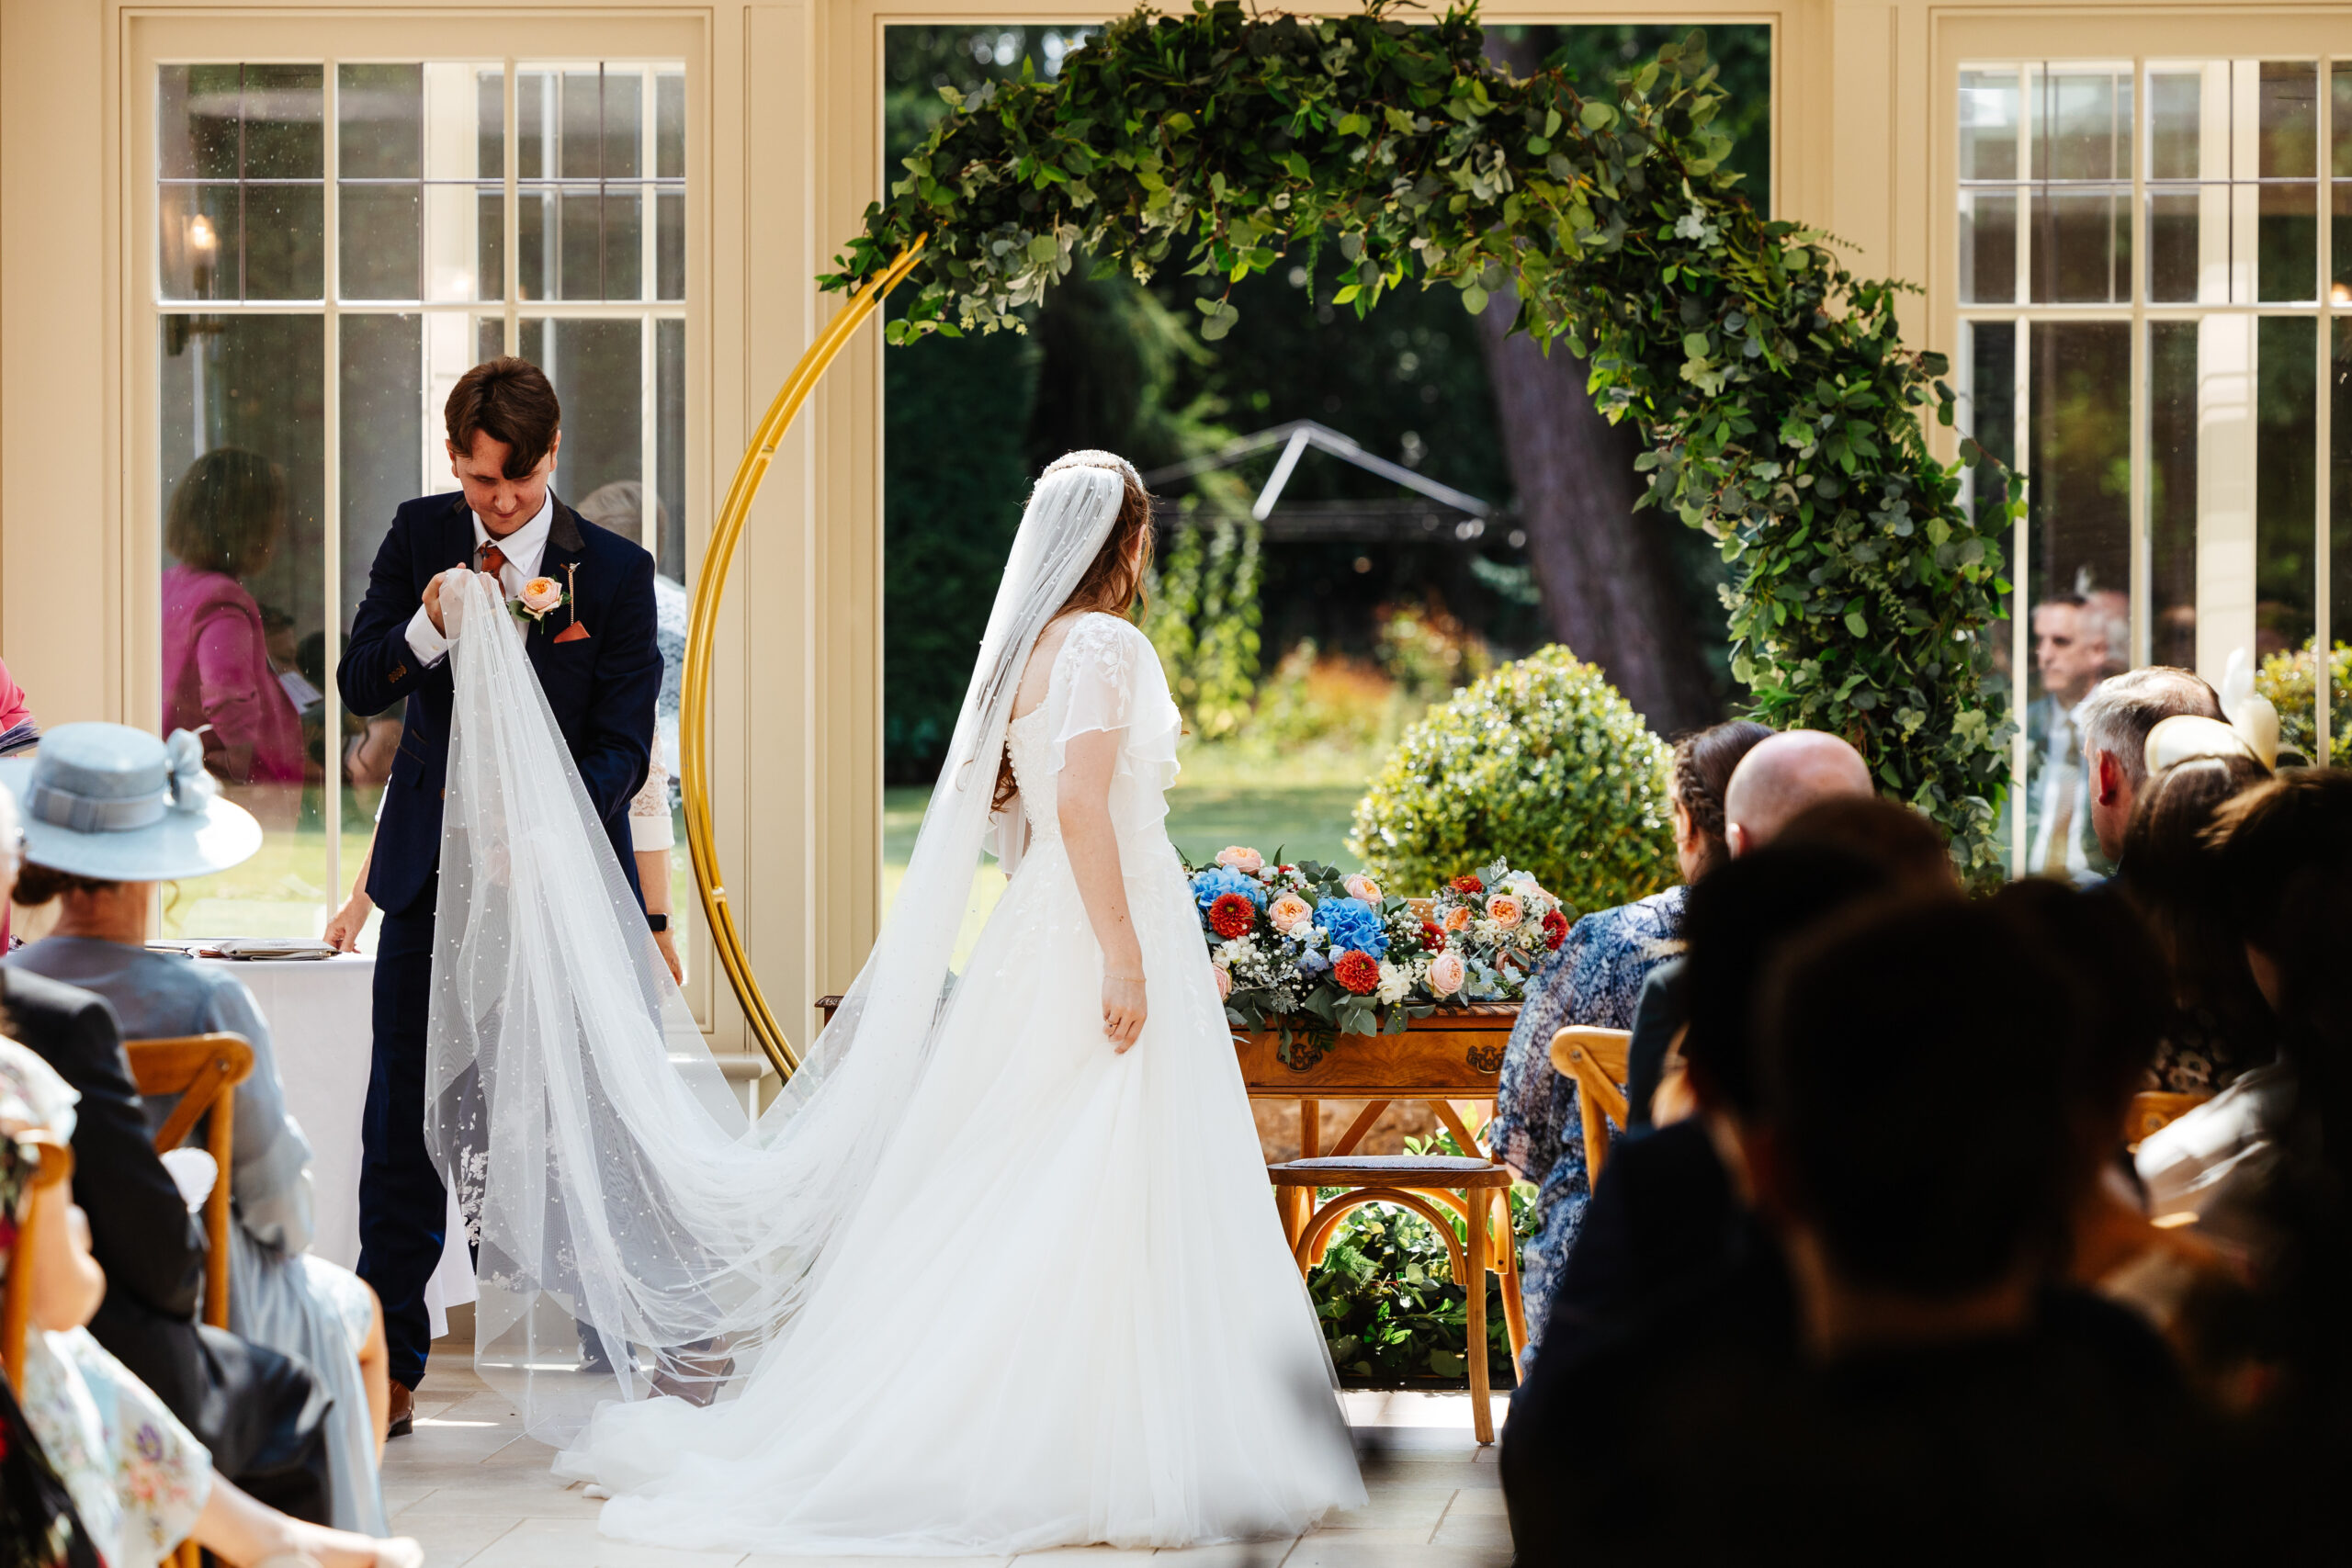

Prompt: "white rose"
[1375,961,1411,1006]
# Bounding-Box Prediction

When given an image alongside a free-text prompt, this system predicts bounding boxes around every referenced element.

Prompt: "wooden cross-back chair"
[1549,1027,1634,1182]
[124,1034,254,1332]
[4,1131,76,1386]
[1263,1094,1524,1445]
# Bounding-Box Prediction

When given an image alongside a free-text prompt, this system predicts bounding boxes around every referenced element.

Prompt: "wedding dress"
[425,454,1363,1554]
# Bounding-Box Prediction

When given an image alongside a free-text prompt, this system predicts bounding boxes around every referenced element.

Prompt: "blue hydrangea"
[1295,949,1330,976]
[1192,864,1266,912]
[1317,897,1387,959]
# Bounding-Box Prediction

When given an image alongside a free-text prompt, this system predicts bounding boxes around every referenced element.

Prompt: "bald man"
[1721,729,1876,859]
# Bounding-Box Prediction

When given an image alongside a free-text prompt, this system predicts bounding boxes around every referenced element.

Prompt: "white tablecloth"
[192,954,475,1337]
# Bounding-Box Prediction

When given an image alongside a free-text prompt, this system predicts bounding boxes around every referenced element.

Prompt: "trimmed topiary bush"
[1349,646,1677,917]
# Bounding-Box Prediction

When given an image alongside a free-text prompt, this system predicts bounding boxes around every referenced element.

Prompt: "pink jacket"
[161,563,304,784]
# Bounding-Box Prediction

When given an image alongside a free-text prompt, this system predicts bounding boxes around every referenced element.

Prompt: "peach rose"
[1428,951,1467,998]
[1486,894,1523,929]
[518,576,565,615]
[1268,892,1313,934]
[1444,906,1473,933]
[1216,846,1265,874]
[1342,873,1383,903]
[1212,964,1234,1000]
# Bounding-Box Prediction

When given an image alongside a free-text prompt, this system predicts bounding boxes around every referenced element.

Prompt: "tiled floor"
[383,1339,1512,1568]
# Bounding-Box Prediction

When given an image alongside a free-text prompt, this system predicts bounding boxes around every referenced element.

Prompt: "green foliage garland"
[824,0,2017,870]
[1350,645,1678,912]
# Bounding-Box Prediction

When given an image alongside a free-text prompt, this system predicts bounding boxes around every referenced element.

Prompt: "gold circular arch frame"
[681,240,927,1079]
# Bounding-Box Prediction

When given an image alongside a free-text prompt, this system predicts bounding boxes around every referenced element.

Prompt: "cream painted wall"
[10,0,2336,1064]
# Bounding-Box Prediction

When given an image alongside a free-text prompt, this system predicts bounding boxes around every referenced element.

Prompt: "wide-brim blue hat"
[0,723,262,882]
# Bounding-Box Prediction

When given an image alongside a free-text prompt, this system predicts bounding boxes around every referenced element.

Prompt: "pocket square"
[554,622,591,644]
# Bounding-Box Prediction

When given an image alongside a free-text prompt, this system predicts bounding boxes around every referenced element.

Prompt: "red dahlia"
[1419,921,1448,953]
[1207,892,1257,940]
[1332,950,1382,995]
[1451,875,1485,895]
[1542,908,1570,950]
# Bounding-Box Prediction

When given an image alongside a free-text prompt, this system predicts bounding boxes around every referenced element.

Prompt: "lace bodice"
[991,613,1183,866]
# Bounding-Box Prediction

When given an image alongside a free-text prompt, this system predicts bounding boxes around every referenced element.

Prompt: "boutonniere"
[510,575,570,629]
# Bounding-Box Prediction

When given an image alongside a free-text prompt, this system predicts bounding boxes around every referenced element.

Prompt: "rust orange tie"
[479,542,509,586]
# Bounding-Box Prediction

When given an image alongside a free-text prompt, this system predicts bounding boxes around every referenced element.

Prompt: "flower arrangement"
[1186,846,1572,1050]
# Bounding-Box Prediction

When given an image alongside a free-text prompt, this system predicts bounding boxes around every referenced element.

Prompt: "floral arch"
[689,1,2011,1075]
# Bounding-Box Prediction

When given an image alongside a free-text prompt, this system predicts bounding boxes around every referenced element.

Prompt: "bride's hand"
[1102,972,1147,1053]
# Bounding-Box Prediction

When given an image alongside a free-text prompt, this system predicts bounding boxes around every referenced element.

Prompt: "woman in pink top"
[160,448,304,787]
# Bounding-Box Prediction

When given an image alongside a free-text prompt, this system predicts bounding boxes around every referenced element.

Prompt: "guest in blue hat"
[3,724,392,1532]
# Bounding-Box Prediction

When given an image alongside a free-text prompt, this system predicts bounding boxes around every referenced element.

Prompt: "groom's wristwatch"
[647,914,670,932]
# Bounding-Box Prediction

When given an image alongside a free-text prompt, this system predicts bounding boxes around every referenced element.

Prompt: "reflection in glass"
[158,313,328,937]
[2031,186,2129,302]
[2257,182,2318,302]
[339,63,422,179]
[158,185,240,301]
[2031,64,2130,182]
[2148,321,2200,672]
[157,64,243,179]
[656,317,686,581]
[2026,321,2132,881]
[522,318,641,500]
[243,185,325,299]
[158,62,324,302]
[658,190,684,301]
[2255,316,2315,657]
[339,314,424,823]
[1959,190,2015,303]
[2257,61,2318,179]
[657,72,685,179]
[1963,320,2017,874]
[2147,66,2203,181]
[2145,186,2219,303]
[239,64,324,178]
[340,184,421,299]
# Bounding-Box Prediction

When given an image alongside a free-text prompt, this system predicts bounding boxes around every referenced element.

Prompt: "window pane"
[2025,321,2132,880]
[338,63,420,179]
[555,187,641,300]
[517,69,548,180]
[159,184,240,300]
[340,183,421,299]
[422,183,498,301]
[477,65,504,179]
[1961,320,2017,874]
[2146,186,2227,302]
[657,190,684,301]
[157,64,242,179]
[2030,186,2129,303]
[2032,64,2130,182]
[2255,315,2315,654]
[243,183,325,299]
[656,70,685,179]
[2327,321,2352,766]
[524,317,641,498]
[2258,61,2318,179]
[2148,321,2200,671]
[473,186,506,302]
[2256,181,2318,302]
[479,314,507,364]
[2147,65,2204,181]
[518,186,548,299]
[240,64,323,179]
[158,313,328,937]
[1959,189,2015,304]
[2332,185,2352,302]
[338,313,422,825]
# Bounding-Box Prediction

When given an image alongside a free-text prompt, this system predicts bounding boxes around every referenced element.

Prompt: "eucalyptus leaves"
[824,0,2016,872]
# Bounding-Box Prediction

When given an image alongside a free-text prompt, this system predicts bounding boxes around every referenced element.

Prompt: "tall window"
[1957,59,2347,879]
[155,59,688,938]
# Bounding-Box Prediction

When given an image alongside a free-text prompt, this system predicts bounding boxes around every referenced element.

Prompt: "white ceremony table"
[191,953,476,1337]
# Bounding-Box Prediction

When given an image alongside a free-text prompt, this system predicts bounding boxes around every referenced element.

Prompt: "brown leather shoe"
[387,1380,414,1439]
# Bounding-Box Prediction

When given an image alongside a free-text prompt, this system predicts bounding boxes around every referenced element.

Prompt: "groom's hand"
[424,568,501,634]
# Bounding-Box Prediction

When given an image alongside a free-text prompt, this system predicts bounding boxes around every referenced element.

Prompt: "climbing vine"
[823,0,2016,871]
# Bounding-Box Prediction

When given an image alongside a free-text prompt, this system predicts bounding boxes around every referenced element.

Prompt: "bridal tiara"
[1043,449,1146,491]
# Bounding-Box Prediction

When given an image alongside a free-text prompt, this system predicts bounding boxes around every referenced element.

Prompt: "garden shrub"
[2257,639,2352,766]
[1350,644,1676,915]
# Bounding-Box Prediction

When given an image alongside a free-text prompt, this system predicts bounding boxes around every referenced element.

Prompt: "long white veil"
[424,452,1137,1442]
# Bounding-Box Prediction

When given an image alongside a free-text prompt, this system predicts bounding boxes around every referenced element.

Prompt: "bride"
[426,450,1364,1552]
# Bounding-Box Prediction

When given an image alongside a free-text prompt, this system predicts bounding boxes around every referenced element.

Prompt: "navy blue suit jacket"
[336,491,659,917]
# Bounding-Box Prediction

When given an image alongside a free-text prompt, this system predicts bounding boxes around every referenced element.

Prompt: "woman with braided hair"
[1487,717,1772,1361]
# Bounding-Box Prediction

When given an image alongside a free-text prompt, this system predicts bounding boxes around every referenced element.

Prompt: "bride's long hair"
[991,469,1155,810]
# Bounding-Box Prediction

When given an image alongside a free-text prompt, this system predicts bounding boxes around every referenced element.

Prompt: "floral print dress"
[3,1041,211,1568]
[1486,886,1688,1364]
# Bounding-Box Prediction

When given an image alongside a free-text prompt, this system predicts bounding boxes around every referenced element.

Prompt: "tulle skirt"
[560,837,1364,1553]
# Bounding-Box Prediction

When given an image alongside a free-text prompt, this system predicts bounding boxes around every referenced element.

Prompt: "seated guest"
[2141,769,2352,1248]
[2117,753,2277,1097]
[3,725,390,1530]
[1994,878,2249,1392]
[1487,718,1770,1359]
[2075,665,2224,864]
[1620,729,1875,1133]
[5,1039,422,1567]
[1507,896,2207,1564]
[0,735,334,1526]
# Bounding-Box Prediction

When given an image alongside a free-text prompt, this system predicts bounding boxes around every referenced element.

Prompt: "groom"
[337,356,662,1430]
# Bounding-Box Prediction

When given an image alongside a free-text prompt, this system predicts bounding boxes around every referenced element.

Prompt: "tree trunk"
[1473,34,1721,737]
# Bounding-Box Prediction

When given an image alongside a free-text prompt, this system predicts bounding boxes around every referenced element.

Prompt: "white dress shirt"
[403,491,557,666]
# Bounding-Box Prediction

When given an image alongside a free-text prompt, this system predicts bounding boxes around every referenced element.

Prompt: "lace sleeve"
[630,753,673,852]
[1046,615,1182,828]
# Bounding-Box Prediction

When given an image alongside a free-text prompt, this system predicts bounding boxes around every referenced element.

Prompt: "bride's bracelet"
[1104,970,1145,982]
